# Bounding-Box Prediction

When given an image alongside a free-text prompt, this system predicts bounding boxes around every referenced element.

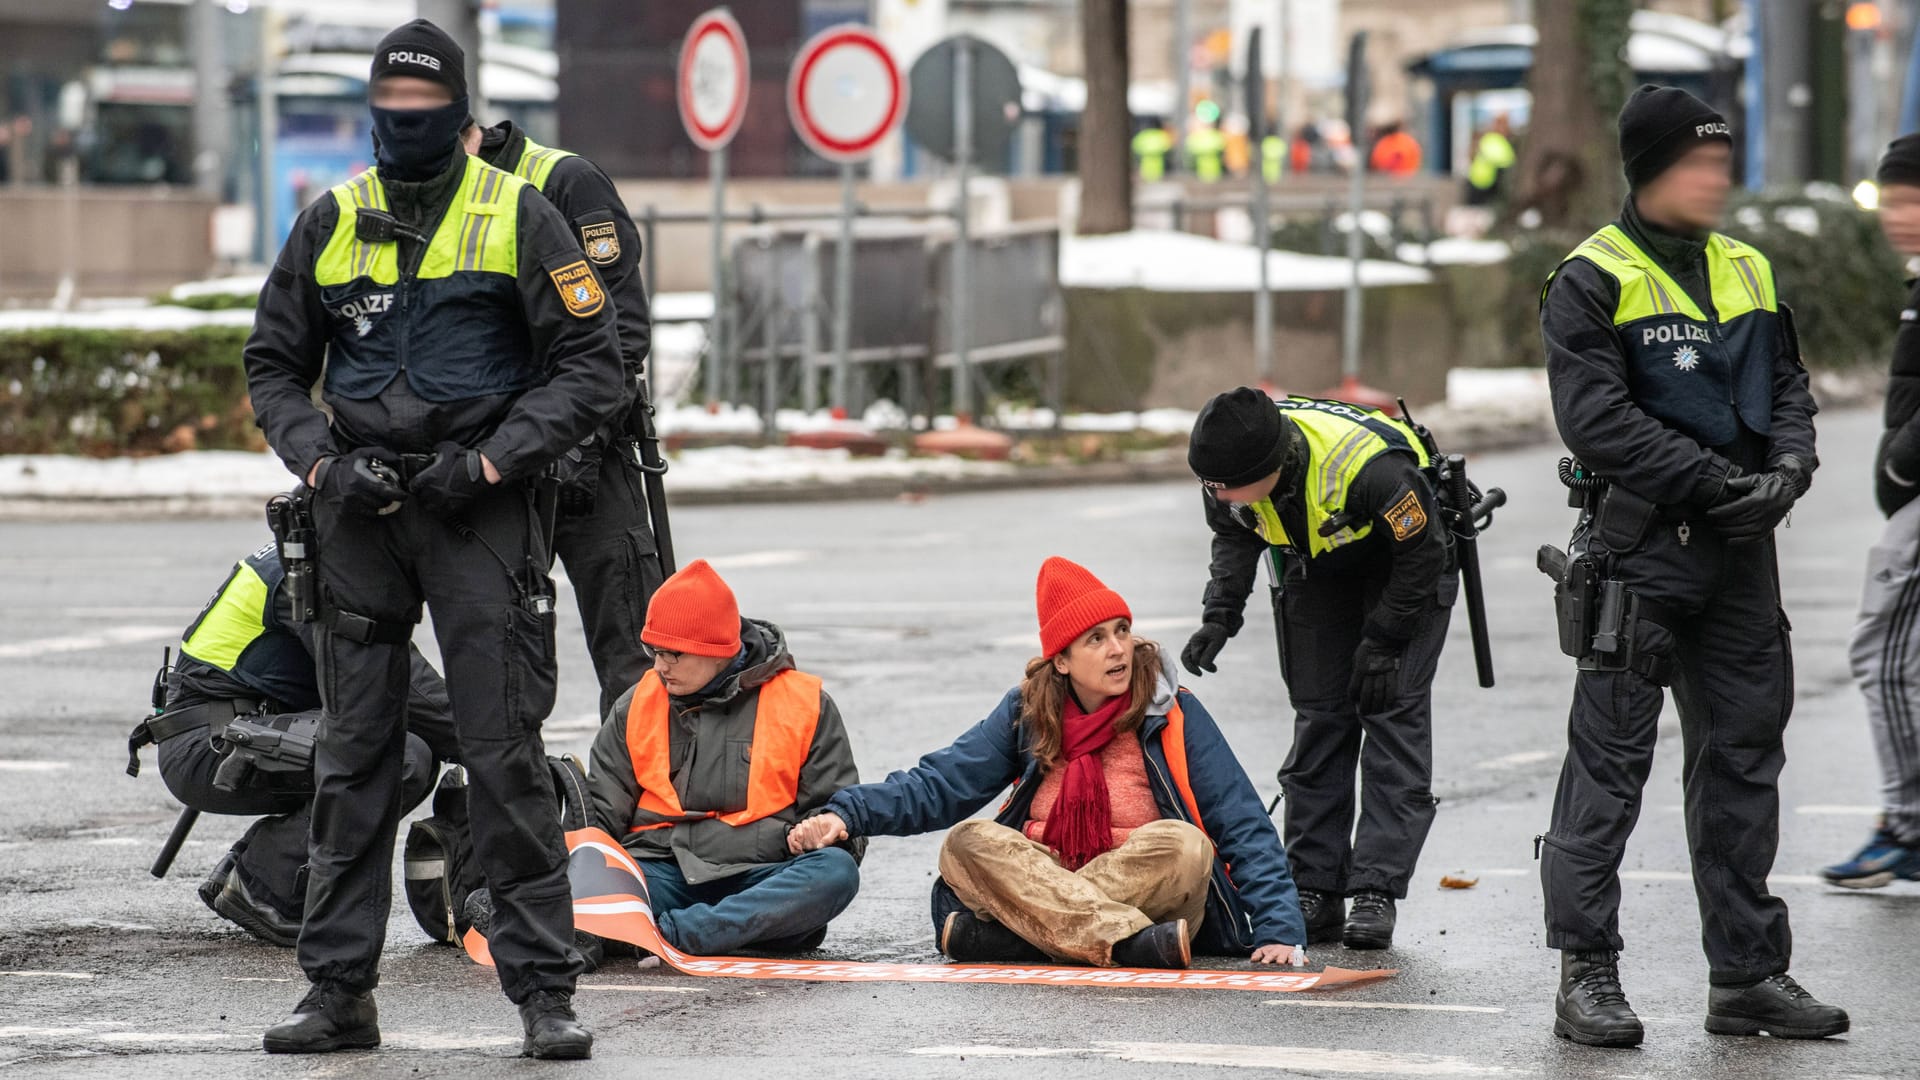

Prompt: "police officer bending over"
[1183,388,1455,952]
[128,543,455,946]
[465,116,665,717]
[1536,85,1843,1048]
[243,20,623,1060]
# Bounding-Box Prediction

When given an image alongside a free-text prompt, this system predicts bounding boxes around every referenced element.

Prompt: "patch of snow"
[1061,230,1431,293]
[1397,238,1511,266]
[168,274,266,302]
[0,444,1010,501]
[0,307,256,332]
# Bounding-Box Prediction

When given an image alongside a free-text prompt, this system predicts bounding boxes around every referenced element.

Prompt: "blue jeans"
[642,847,860,956]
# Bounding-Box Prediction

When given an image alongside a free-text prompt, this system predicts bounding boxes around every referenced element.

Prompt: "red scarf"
[1041,691,1131,870]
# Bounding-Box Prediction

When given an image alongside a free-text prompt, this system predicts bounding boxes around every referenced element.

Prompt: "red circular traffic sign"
[787,26,904,163]
[678,8,750,152]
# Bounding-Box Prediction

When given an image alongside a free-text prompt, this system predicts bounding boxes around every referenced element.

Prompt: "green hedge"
[0,326,260,454]
[1493,189,1906,369]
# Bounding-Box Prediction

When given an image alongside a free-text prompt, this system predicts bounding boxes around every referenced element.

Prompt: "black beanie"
[1189,388,1286,489]
[371,19,467,100]
[1618,84,1731,189]
[1879,134,1920,189]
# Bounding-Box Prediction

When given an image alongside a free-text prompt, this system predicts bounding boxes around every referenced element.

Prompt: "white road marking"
[0,625,177,660]
[1474,750,1558,770]
[911,1042,1509,1075]
[60,918,155,932]
[707,549,816,571]
[0,761,70,772]
[576,984,705,995]
[381,1032,523,1050]
[224,977,292,983]
[0,971,95,980]
[1260,1000,1504,1014]
[1475,868,1825,887]
[96,1032,234,1044]
[1796,805,1881,816]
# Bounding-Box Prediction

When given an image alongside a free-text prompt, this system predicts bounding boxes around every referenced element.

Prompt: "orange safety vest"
[624,668,823,834]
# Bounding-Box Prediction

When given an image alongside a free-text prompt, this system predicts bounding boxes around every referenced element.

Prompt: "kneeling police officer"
[1536,85,1843,1047]
[242,19,623,1060]
[129,541,456,946]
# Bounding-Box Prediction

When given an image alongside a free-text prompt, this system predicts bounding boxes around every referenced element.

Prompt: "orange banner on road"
[464,828,1395,994]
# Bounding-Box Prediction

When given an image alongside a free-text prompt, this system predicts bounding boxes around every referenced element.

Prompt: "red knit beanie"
[1035,556,1132,657]
[641,559,742,658]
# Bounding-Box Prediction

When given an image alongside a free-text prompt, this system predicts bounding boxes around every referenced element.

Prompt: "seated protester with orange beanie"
[790,557,1307,970]
[579,558,862,955]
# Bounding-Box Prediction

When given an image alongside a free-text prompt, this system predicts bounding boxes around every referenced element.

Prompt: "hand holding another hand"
[787,812,850,855]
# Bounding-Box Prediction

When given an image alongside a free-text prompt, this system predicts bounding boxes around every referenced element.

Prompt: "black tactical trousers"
[1277,555,1455,898]
[305,480,581,1002]
[157,711,437,922]
[1540,518,1794,987]
[551,445,664,719]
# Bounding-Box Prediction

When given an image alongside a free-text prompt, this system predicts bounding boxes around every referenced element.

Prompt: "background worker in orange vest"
[570,559,862,956]
[791,557,1307,971]
[1368,120,1422,176]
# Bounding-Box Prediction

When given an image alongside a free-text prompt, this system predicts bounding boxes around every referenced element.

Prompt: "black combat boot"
[519,989,593,1060]
[940,911,1047,963]
[1705,973,1849,1039]
[262,983,380,1053]
[197,850,237,911]
[1553,950,1643,1048]
[1110,919,1191,969]
[211,865,301,948]
[1342,890,1396,950]
[1298,888,1345,945]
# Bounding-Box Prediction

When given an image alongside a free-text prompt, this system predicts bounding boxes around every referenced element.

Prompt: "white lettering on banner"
[388,51,442,71]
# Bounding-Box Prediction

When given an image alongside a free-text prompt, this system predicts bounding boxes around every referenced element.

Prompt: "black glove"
[317,446,407,517]
[1685,458,1743,510]
[1181,622,1233,677]
[408,441,493,517]
[553,440,603,518]
[1349,637,1404,714]
[1706,455,1807,544]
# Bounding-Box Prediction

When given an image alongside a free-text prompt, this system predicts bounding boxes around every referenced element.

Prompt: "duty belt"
[125,696,262,777]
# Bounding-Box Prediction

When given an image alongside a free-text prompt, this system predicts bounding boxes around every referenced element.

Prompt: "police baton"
[628,373,676,574]
[1440,454,1506,688]
[150,806,199,879]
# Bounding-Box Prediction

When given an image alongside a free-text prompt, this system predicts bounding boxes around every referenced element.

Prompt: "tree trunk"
[1077,0,1133,235]
[1508,0,1632,230]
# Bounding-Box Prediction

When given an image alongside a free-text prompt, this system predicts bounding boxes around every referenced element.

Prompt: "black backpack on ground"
[402,757,592,945]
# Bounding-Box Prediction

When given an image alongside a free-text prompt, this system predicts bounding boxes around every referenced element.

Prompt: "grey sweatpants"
[1849,495,1920,844]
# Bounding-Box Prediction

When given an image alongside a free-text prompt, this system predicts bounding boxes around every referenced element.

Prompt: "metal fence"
[639,204,1064,433]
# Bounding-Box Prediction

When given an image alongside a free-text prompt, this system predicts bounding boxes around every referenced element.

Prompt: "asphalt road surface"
[1,407,1914,1079]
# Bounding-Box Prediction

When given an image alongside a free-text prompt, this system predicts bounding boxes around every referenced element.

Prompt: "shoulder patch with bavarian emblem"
[549,260,606,317]
[1385,489,1428,541]
[580,221,621,265]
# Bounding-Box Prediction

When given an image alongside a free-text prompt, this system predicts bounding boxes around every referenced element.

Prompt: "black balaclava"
[369,19,470,182]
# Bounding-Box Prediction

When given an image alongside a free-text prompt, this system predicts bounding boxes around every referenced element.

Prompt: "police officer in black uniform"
[243,20,621,1059]
[464,116,663,717]
[1182,389,1455,951]
[1537,85,1844,1047]
[129,543,455,947]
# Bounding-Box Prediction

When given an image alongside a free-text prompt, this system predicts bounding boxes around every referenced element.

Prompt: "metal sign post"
[951,36,974,422]
[787,25,907,419]
[1247,27,1273,389]
[1339,31,1369,393]
[678,8,750,409]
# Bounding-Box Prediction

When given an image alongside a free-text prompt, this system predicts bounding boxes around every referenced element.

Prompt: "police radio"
[352,208,430,246]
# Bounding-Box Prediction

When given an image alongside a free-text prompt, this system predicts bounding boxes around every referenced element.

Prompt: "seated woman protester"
[790,557,1307,970]
[577,559,863,956]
